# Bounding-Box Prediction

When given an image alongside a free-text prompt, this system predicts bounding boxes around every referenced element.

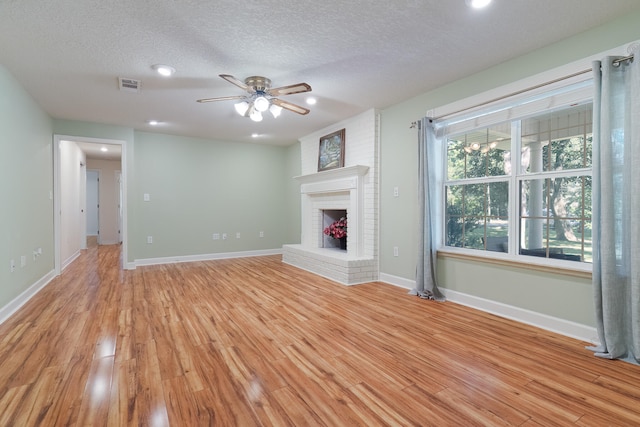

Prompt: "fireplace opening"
[322,209,347,250]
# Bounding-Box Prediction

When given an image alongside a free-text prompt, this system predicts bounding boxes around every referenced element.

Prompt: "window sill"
[437,249,592,280]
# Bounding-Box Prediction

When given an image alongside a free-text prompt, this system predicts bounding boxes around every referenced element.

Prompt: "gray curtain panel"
[412,118,445,301]
[588,46,640,364]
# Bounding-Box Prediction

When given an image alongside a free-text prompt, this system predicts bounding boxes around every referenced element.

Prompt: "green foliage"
[445,202,479,248]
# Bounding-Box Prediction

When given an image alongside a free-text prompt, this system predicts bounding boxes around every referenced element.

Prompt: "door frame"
[86,168,101,245]
[53,135,128,274]
[115,170,123,244]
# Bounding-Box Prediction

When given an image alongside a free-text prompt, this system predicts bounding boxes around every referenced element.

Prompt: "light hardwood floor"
[1,241,639,426]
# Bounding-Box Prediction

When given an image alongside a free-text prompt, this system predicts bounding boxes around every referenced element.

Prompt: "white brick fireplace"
[283,109,378,285]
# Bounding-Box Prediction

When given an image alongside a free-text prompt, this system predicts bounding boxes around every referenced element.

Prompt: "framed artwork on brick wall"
[318,128,345,171]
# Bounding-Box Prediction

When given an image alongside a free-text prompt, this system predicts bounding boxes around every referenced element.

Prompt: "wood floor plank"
[38,344,95,426]
[107,358,138,427]
[75,355,115,427]
[0,384,30,426]
[1,241,640,425]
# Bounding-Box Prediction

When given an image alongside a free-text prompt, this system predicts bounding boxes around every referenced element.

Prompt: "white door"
[86,170,99,237]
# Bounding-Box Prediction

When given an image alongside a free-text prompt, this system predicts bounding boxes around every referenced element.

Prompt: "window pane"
[522,103,592,173]
[487,181,508,218]
[485,219,508,253]
[446,185,464,247]
[464,184,485,217]
[519,176,591,262]
[447,139,466,180]
[446,182,509,252]
[447,122,511,180]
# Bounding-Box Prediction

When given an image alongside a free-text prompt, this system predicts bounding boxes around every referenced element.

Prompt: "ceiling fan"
[197,74,312,122]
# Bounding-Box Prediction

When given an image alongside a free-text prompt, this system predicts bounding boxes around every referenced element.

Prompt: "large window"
[444,102,592,264]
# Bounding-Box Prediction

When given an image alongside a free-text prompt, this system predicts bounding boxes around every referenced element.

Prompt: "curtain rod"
[613,53,635,66]
[409,52,635,127]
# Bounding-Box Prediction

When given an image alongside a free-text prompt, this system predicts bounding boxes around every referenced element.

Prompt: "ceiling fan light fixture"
[269,104,282,118]
[152,64,176,77]
[197,74,312,120]
[254,95,270,112]
[249,109,263,122]
[234,101,250,116]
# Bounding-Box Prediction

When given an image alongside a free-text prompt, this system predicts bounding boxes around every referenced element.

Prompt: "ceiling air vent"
[118,77,141,93]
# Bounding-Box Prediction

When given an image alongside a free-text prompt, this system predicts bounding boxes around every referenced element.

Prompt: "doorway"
[53,135,128,274]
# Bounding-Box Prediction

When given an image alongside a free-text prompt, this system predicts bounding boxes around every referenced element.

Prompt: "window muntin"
[444,102,592,264]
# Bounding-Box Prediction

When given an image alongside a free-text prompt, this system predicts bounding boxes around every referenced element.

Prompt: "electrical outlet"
[393,186,399,197]
[21,255,27,267]
[393,246,399,257]
[212,233,220,240]
[236,232,241,239]
[143,193,150,201]
[259,231,264,238]
[10,259,15,273]
[147,236,153,244]
[222,233,227,240]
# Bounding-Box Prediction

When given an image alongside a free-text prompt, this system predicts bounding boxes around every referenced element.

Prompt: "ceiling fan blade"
[197,95,246,103]
[271,98,310,115]
[269,82,312,97]
[219,74,252,93]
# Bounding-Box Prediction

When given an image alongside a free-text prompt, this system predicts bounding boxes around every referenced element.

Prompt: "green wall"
[0,66,54,311]
[379,9,640,327]
[51,122,297,264]
[131,132,292,261]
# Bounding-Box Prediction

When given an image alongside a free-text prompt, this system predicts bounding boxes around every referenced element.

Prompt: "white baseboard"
[134,248,283,268]
[379,272,415,290]
[379,273,597,344]
[0,269,56,325]
[61,250,81,271]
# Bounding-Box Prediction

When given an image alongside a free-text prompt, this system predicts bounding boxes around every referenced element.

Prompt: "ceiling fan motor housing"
[245,76,271,92]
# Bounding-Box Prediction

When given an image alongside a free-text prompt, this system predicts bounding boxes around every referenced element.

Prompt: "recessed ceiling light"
[306,97,317,105]
[466,0,491,8]
[251,133,260,138]
[100,147,108,152]
[148,120,160,126]
[151,64,176,77]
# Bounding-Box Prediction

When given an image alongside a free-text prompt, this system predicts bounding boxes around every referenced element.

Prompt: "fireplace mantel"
[292,164,370,260]
[294,165,369,185]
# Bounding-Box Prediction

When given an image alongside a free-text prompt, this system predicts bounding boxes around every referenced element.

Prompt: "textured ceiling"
[1,0,639,147]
